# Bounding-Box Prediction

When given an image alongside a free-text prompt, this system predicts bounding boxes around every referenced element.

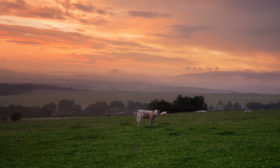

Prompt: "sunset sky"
[0,0,280,92]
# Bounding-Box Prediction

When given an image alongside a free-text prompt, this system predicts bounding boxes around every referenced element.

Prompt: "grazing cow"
[195,110,207,114]
[244,109,251,112]
[160,111,167,116]
[136,109,159,127]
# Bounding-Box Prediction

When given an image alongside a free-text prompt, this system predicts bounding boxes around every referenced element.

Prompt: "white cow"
[136,109,159,127]
[160,111,167,116]
[244,109,251,112]
[195,110,207,114]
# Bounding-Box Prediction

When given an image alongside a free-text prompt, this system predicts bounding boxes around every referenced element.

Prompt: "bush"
[110,101,125,109]
[58,100,82,116]
[85,101,109,116]
[1,117,8,122]
[149,99,172,112]
[246,102,264,110]
[41,103,57,116]
[10,112,22,122]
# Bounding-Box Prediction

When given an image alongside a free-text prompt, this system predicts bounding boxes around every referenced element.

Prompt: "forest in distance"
[1,94,280,121]
[1,83,280,121]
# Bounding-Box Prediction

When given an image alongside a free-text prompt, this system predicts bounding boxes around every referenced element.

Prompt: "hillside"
[0,83,71,96]
[0,69,230,93]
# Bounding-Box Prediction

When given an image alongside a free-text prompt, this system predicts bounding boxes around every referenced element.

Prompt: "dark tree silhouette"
[233,102,242,110]
[148,99,172,112]
[110,101,125,109]
[148,95,207,113]
[245,102,264,110]
[224,101,233,110]
[57,100,82,116]
[41,103,57,116]
[216,100,224,111]
[85,101,109,115]
[10,112,22,121]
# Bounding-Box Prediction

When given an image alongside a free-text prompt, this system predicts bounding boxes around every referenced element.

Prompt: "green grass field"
[1,110,280,167]
[1,90,280,107]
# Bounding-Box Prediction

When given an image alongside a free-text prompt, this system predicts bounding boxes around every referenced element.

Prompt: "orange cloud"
[0,0,280,78]
[0,0,66,19]
[0,24,155,52]
[0,0,113,25]
[128,10,170,18]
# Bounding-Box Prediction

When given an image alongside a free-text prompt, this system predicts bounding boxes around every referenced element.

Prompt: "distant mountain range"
[1,68,280,94]
[0,69,229,94]
[0,83,70,96]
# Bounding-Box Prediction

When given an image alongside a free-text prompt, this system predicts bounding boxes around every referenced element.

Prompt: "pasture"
[1,89,280,107]
[0,110,280,167]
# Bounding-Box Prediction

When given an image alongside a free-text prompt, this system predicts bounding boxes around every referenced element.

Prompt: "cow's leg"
[137,116,141,127]
[150,119,152,126]
[138,119,141,127]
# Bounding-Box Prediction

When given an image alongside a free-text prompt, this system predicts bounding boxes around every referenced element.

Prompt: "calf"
[136,109,159,127]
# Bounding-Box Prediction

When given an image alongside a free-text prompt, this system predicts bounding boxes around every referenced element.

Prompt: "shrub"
[1,117,8,122]
[149,99,172,112]
[110,101,125,109]
[10,112,22,122]
[58,100,82,116]
[148,95,207,113]
[41,103,57,115]
[246,102,264,110]
[85,101,109,116]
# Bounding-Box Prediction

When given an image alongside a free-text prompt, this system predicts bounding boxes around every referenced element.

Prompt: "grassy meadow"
[1,89,280,107]
[0,110,280,167]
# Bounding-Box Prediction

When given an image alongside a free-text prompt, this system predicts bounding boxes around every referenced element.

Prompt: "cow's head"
[154,109,159,115]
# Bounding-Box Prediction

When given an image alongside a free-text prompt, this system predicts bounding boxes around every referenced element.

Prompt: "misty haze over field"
[1,69,280,94]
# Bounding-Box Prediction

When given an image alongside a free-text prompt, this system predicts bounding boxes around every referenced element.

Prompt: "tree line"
[0,100,149,121]
[0,95,208,121]
[2,96,279,121]
[208,100,242,111]
[245,102,280,110]
[208,100,280,111]
[148,95,207,113]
